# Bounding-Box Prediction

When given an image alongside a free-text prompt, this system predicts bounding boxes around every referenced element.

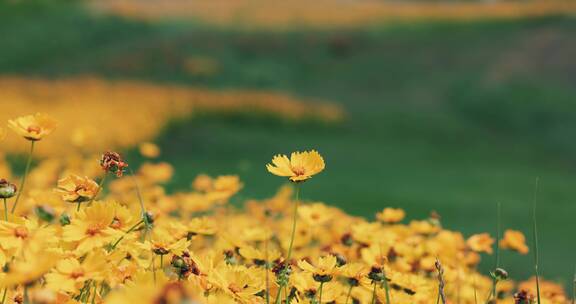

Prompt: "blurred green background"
[2,0,576,287]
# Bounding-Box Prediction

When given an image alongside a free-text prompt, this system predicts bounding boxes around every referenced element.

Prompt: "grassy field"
[2,2,576,286]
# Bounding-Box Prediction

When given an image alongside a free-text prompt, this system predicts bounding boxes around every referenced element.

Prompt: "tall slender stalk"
[1,287,7,304]
[3,198,7,221]
[491,202,502,301]
[531,177,541,304]
[109,219,144,250]
[317,281,324,304]
[345,285,353,304]
[381,268,391,304]
[11,141,34,213]
[370,282,377,304]
[274,184,300,304]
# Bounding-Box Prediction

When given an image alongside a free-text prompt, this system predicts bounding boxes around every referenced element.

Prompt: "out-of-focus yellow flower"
[54,174,99,203]
[139,162,173,184]
[298,255,340,282]
[266,150,325,182]
[139,142,160,158]
[210,264,265,303]
[0,127,5,141]
[7,113,57,141]
[207,175,243,202]
[239,245,280,265]
[192,174,213,192]
[298,203,334,226]
[499,229,529,255]
[376,208,405,224]
[0,246,58,288]
[466,233,494,254]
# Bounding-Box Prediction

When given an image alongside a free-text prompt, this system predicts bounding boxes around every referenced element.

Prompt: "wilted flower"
[54,174,99,203]
[100,151,129,177]
[500,229,529,255]
[7,113,57,141]
[0,178,17,199]
[266,150,325,182]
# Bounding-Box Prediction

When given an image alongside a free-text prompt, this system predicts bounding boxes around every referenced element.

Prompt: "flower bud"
[35,205,55,223]
[492,268,508,281]
[0,179,17,199]
[59,213,71,226]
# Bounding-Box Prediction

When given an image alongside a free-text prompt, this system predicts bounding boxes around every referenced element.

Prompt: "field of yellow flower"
[0,113,570,303]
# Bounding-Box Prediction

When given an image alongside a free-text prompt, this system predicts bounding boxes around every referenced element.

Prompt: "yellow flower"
[191,174,213,192]
[297,255,340,282]
[499,229,529,255]
[298,203,334,226]
[7,113,57,141]
[466,233,494,254]
[45,251,107,293]
[376,208,405,224]
[266,150,325,182]
[0,127,5,141]
[62,202,122,254]
[210,264,265,303]
[206,175,243,202]
[54,174,99,202]
[0,247,58,288]
[139,142,160,158]
[239,245,280,265]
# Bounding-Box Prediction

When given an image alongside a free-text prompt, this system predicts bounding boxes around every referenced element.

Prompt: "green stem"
[345,285,353,304]
[23,285,29,304]
[128,168,151,242]
[11,141,34,214]
[370,282,377,304]
[317,281,324,304]
[531,177,541,304]
[1,288,7,304]
[3,198,7,221]
[91,281,98,304]
[265,237,270,304]
[274,184,301,304]
[382,269,391,304]
[77,201,82,212]
[109,220,144,250]
[87,173,107,206]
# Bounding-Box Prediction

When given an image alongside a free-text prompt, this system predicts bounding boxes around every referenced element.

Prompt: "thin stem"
[286,184,300,261]
[11,141,34,214]
[345,285,353,304]
[1,288,7,304]
[265,234,270,304]
[91,281,98,304]
[317,281,324,304]
[109,220,144,250]
[77,201,82,212]
[23,285,29,304]
[572,267,576,304]
[3,198,7,221]
[495,201,502,270]
[382,268,391,304]
[370,282,377,304]
[531,177,541,304]
[87,173,107,206]
[274,184,301,304]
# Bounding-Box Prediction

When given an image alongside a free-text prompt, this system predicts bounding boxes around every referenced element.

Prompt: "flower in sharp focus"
[297,255,340,282]
[499,229,529,255]
[266,150,325,182]
[466,233,494,254]
[54,174,99,203]
[0,178,17,199]
[7,113,57,141]
[376,207,405,224]
[100,151,129,177]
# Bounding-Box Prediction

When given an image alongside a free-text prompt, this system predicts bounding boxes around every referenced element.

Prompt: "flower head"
[466,233,494,254]
[100,151,129,177]
[0,178,17,199]
[376,208,405,224]
[266,150,325,182]
[54,174,99,203]
[8,113,57,141]
[500,229,529,255]
[297,255,340,282]
[139,142,160,158]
